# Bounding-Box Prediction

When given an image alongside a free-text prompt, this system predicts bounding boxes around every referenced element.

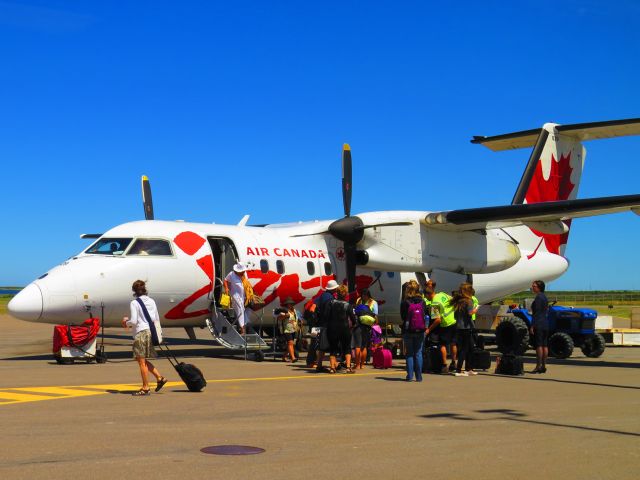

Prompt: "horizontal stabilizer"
[423,194,640,231]
[472,118,640,151]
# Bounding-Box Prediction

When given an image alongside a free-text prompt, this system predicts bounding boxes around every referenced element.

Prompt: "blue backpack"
[406,300,426,332]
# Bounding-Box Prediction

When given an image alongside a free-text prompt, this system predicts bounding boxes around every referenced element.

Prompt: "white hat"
[325,280,339,291]
[233,263,247,273]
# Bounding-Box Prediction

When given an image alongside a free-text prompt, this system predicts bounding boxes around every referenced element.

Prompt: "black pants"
[456,329,473,371]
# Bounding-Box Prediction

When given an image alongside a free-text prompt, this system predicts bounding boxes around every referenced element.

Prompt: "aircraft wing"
[423,194,640,232]
[471,118,640,151]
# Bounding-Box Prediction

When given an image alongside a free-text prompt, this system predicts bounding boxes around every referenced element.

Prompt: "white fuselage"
[8,215,568,327]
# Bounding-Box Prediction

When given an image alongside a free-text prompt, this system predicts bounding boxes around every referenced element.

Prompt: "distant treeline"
[507,290,640,303]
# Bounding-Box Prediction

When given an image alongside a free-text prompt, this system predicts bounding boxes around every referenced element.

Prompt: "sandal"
[328,368,337,374]
[132,388,150,396]
[155,377,168,392]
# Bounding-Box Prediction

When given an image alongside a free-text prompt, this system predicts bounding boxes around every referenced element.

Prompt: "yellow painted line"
[0,369,404,406]
[0,391,61,403]
[12,387,107,397]
[204,370,404,384]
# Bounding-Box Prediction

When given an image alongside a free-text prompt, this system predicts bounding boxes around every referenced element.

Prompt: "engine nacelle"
[423,229,521,274]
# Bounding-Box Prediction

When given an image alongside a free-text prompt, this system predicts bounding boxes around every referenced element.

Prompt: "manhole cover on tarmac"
[201,445,265,456]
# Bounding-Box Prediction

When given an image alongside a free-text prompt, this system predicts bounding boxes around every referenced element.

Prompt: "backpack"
[331,300,351,327]
[406,299,426,332]
[370,324,383,346]
[354,304,375,326]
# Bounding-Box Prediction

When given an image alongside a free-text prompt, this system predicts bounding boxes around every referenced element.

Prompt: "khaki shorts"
[133,330,157,359]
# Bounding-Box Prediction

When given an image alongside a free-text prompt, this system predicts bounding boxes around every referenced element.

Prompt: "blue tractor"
[495,303,606,359]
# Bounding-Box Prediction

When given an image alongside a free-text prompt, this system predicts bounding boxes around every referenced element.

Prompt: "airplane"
[8,118,640,350]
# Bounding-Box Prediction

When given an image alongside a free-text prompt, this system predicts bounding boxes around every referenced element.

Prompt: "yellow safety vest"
[472,296,479,322]
[433,292,455,327]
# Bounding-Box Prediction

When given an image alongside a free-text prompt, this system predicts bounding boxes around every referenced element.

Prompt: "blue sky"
[1,0,639,290]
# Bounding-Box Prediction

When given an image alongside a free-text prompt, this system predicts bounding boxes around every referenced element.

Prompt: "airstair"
[206,307,270,361]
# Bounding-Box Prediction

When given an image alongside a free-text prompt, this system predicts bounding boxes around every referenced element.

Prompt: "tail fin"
[472,118,640,256]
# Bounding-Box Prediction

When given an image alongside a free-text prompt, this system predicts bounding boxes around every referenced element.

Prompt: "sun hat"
[233,263,247,273]
[325,280,339,291]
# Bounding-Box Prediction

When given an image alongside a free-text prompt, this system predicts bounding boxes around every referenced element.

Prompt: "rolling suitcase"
[159,343,207,392]
[495,353,523,376]
[373,348,393,369]
[469,348,491,371]
[423,344,443,373]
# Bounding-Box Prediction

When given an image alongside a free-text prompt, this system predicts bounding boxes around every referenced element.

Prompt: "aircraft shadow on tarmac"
[480,372,640,391]
[516,353,640,370]
[420,409,640,438]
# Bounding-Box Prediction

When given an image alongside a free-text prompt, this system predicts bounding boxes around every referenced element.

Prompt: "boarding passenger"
[122,280,167,396]
[224,263,250,334]
[353,288,378,369]
[311,279,339,372]
[327,285,356,374]
[530,280,549,374]
[424,280,457,374]
[400,280,427,382]
[449,283,479,376]
[277,297,300,363]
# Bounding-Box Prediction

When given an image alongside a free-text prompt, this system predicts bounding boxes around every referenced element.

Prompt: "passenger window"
[276,260,285,274]
[128,239,172,256]
[85,238,132,256]
[260,259,269,273]
[324,262,332,275]
[307,262,315,276]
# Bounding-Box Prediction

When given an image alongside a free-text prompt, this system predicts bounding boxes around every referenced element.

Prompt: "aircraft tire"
[495,317,529,355]
[580,333,606,358]
[549,332,574,359]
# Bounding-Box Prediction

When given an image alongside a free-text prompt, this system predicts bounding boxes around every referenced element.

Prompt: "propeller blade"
[344,242,358,304]
[141,175,154,220]
[354,221,413,231]
[290,230,330,238]
[342,144,352,217]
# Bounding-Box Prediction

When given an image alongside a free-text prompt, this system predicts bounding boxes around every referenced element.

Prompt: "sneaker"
[448,362,456,372]
[454,371,468,377]
[466,370,478,376]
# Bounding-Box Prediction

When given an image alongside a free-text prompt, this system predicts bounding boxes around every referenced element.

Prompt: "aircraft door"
[208,237,239,303]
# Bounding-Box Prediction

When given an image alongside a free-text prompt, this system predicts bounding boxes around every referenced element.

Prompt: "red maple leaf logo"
[524,152,575,255]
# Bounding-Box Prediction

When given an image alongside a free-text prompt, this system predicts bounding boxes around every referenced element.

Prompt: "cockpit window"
[127,238,173,256]
[85,238,133,255]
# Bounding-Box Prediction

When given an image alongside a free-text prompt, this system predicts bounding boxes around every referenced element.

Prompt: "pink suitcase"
[373,348,393,369]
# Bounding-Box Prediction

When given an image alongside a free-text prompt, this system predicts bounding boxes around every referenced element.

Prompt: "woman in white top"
[224,262,251,334]
[122,280,167,396]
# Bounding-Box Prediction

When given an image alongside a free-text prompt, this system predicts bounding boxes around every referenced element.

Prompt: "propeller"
[327,144,411,302]
[142,175,154,220]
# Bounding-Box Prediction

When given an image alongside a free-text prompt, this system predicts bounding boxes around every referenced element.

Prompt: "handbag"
[136,298,163,346]
[219,293,231,309]
[249,294,266,311]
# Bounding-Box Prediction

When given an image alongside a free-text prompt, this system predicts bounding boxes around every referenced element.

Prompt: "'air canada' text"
[246,247,327,259]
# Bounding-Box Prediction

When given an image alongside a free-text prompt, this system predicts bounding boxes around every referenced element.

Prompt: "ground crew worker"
[424,280,457,373]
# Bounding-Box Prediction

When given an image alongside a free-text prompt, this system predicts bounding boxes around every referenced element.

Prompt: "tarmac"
[0,313,638,480]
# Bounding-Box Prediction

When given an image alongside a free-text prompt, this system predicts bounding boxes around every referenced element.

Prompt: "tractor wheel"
[581,333,606,358]
[495,317,530,355]
[549,332,574,359]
